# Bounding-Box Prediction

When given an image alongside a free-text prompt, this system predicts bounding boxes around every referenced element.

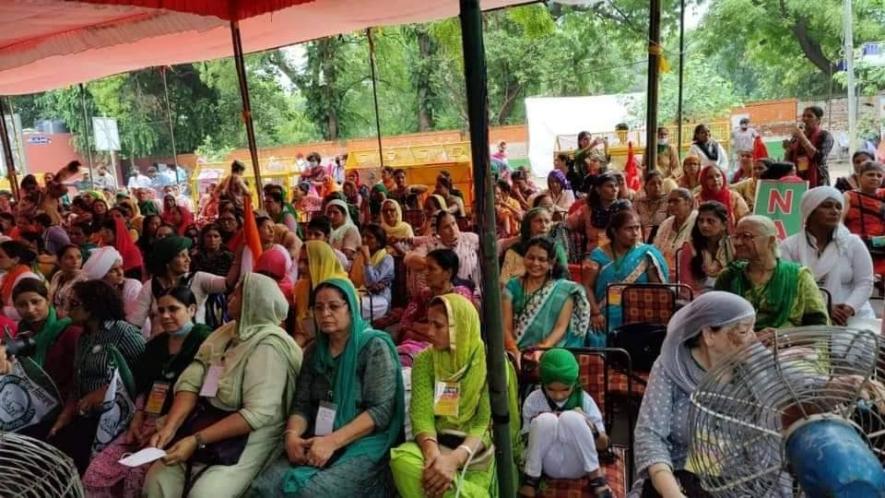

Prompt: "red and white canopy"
[0,0,522,95]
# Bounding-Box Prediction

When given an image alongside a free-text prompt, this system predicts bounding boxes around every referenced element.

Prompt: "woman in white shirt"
[781,186,876,325]
[687,124,729,172]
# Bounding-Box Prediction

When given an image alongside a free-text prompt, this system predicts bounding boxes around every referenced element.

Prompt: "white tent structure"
[525,93,642,177]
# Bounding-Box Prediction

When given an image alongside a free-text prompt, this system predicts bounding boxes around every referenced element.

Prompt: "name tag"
[145,382,170,415]
[608,288,622,307]
[434,381,461,418]
[796,156,810,172]
[199,365,224,398]
[315,401,337,436]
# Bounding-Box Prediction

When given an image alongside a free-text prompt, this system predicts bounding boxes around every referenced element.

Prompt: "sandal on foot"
[518,475,541,498]
[588,476,613,498]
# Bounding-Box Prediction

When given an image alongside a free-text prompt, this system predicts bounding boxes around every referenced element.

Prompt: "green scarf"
[717,259,801,329]
[138,200,159,216]
[283,278,404,494]
[428,293,487,430]
[539,348,582,411]
[27,307,71,367]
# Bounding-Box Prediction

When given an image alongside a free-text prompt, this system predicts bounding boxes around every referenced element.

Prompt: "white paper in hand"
[118,447,166,467]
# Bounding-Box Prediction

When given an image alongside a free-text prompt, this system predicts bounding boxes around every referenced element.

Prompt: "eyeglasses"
[314,301,347,314]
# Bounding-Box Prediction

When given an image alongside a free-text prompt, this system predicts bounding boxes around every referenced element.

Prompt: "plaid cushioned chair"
[520,348,632,498]
[609,283,693,398]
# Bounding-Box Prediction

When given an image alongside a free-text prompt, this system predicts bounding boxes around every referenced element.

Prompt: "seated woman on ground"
[248,279,403,498]
[566,173,623,258]
[586,209,669,336]
[143,273,302,498]
[49,280,145,474]
[652,188,698,278]
[781,187,876,326]
[48,244,85,318]
[390,293,496,498]
[325,199,362,262]
[715,216,829,330]
[397,248,477,348]
[0,278,81,438]
[350,224,395,321]
[631,292,757,498]
[843,161,885,279]
[83,287,211,497]
[835,150,876,192]
[677,201,733,294]
[519,349,612,498]
[500,208,567,285]
[503,236,591,359]
[292,240,348,346]
[0,240,42,321]
[694,165,749,229]
[635,171,669,242]
[677,155,701,192]
[538,170,575,220]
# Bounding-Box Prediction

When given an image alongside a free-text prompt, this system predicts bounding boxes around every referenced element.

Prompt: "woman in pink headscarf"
[254,245,294,306]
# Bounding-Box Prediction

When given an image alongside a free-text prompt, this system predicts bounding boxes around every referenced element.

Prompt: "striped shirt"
[74,320,145,398]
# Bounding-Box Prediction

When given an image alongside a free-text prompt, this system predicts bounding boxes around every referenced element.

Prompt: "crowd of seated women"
[0,145,881,498]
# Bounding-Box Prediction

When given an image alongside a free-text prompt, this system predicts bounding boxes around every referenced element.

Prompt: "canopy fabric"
[76,0,313,21]
[0,0,523,96]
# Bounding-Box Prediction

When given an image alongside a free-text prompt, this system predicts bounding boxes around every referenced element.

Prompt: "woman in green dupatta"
[4,278,80,438]
[715,215,829,330]
[499,208,568,285]
[390,293,496,498]
[247,278,403,498]
[503,237,591,360]
[143,273,302,498]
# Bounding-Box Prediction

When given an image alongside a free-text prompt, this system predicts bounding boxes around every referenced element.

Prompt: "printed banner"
[0,358,59,432]
[92,368,134,455]
[753,180,808,239]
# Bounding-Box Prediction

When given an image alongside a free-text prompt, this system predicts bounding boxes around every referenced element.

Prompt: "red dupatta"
[113,217,143,273]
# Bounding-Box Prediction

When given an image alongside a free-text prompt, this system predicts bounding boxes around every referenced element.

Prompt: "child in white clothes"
[518,348,613,497]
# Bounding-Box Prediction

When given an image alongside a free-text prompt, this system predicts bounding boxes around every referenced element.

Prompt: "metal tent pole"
[161,67,180,170]
[0,98,20,201]
[230,19,263,208]
[645,0,662,170]
[79,83,96,190]
[458,1,515,496]
[366,28,385,168]
[676,0,685,160]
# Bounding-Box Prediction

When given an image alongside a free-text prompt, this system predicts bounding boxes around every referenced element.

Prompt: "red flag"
[243,195,263,261]
[752,135,769,161]
[625,141,641,191]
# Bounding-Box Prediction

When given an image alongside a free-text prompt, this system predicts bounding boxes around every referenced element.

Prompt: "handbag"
[173,400,248,466]
[171,400,249,495]
[640,470,712,498]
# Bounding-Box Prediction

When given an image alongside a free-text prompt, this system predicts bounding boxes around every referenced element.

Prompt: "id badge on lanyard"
[434,381,461,417]
[145,381,171,415]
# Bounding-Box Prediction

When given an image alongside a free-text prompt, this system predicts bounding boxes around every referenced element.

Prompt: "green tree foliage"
[696,0,885,99]
[8,1,878,160]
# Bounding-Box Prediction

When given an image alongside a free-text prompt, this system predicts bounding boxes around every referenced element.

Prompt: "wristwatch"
[193,432,207,450]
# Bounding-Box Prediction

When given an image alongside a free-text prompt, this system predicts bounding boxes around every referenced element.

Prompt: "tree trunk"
[415,27,436,132]
[319,38,340,140]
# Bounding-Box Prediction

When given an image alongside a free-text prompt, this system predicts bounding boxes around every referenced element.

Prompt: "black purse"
[640,470,712,498]
[171,400,249,494]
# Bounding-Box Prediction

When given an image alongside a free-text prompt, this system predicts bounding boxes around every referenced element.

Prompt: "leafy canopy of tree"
[9,1,881,160]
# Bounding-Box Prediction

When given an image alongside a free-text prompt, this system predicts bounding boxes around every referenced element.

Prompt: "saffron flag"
[624,141,641,192]
[753,180,808,239]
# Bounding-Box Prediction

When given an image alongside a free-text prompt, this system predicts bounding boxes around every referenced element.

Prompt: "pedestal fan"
[688,326,885,497]
[0,432,83,497]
